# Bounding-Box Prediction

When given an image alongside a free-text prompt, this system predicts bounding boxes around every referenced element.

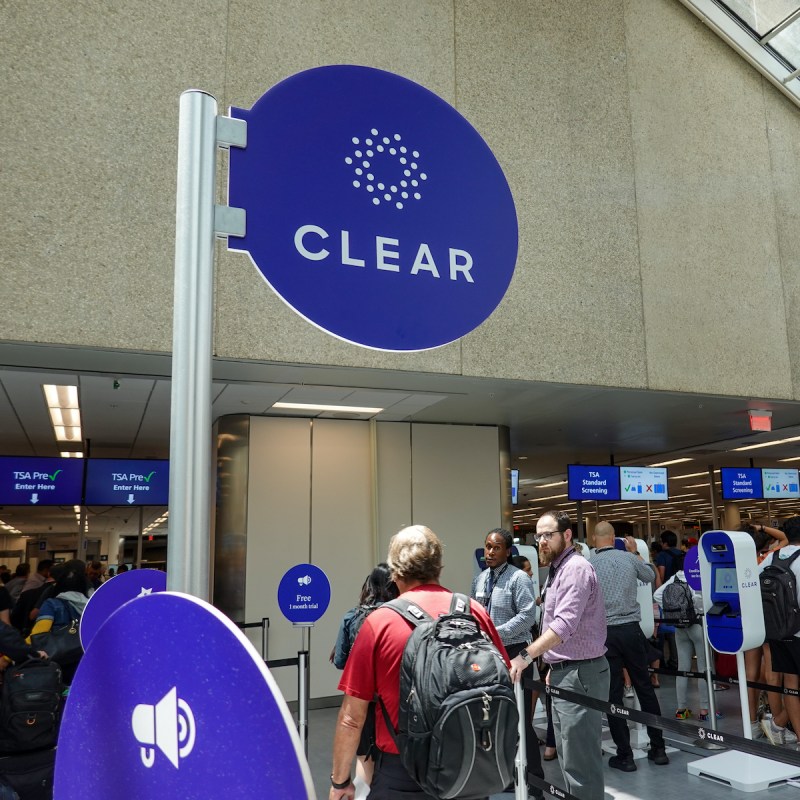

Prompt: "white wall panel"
[310,420,374,699]
[245,417,311,701]
[410,425,501,597]
[375,422,413,563]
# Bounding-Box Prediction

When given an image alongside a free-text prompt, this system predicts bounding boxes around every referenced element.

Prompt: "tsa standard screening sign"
[228,65,518,351]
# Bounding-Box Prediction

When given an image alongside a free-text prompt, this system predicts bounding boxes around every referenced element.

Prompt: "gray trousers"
[548,656,610,800]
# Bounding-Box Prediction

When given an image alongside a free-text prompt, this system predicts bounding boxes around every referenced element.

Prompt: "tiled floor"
[306,674,800,798]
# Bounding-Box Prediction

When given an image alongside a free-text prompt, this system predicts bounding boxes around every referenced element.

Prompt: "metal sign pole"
[167,90,245,599]
[167,90,217,600]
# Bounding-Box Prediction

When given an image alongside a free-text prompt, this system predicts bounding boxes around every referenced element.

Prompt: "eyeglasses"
[534,530,560,543]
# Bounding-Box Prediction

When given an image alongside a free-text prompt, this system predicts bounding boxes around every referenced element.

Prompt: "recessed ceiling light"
[272,402,383,414]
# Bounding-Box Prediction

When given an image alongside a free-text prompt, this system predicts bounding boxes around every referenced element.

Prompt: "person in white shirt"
[758,517,800,749]
[653,567,709,720]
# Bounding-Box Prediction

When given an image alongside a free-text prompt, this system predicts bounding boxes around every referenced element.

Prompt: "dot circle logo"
[228,65,518,352]
[345,130,427,210]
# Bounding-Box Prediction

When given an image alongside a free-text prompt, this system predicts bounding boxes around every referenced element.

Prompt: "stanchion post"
[298,650,309,757]
[514,681,527,800]
[735,650,751,740]
[261,617,270,662]
[701,616,719,729]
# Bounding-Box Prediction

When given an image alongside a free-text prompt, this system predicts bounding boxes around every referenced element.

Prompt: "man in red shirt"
[328,524,508,800]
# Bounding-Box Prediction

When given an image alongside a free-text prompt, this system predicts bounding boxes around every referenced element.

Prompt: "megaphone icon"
[297,575,312,586]
[131,687,196,769]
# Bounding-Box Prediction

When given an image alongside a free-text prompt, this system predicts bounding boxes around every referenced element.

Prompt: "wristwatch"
[519,649,534,666]
[331,774,352,790]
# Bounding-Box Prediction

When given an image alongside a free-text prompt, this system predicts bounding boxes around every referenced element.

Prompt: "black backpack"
[663,549,685,582]
[0,659,63,753]
[760,549,800,641]
[661,577,698,628]
[379,593,518,800]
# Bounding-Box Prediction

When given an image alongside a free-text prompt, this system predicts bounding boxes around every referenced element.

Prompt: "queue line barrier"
[238,618,310,755]
[649,664,800,697]
[522,675,800,798]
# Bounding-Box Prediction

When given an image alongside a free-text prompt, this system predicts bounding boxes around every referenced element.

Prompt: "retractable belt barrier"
[650,665,800,697]
[524,676,800,771]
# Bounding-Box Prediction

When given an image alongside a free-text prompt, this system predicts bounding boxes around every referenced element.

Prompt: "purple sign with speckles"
[55,592,314,800]
[80,568,167,652]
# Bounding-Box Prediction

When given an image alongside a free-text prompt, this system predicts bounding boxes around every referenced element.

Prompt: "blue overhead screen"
[567,465,621,501]
[84,459,169,506]
[0,457,84,506]
[511,468,519,505]
[720,467,763,500]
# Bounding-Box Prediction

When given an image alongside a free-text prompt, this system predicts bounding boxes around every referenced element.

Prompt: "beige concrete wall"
[3,0,800,400]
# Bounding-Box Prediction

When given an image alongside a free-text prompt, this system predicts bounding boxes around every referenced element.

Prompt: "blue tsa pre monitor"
[0,457,84,506]
[511,469,519,504]
[619,466,668,501]
[762,467,800,499]
[84,459,169,506]
[720,467,763,500]
[567,465,620,501]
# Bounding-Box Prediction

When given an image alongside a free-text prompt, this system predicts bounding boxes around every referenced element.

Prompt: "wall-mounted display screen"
[567,465,620,501]
[0,457,84,506]
[620,466,669,501]
[762,467,800,499]
[720,467,763,500]
[511,469,519,505]
[84,459,169,506]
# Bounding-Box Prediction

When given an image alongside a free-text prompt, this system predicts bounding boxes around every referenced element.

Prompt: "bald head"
[594,521,615,544]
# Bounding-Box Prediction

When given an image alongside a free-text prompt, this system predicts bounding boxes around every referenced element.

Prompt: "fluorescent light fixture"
[734,435,800,451]
[671,470,719,480]
[59,451,83,458]
[43,384,82,444]
[538,480,568,488]
[779,457,800,463]
[272,402,383,414]
[530,493,568,502]
[649,458,693,467]
[43,384,78,409]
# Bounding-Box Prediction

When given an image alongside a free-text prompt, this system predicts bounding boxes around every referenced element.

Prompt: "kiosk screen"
[714,567,737,594]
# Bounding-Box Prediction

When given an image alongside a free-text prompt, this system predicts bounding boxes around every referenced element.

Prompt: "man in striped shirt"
[471,528,543,799]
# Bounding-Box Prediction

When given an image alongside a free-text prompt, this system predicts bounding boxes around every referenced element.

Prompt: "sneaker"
[751,721,765,739]
[761,718,786,746]
[675,708,691,719]
[699,710,723,721]
[608,755,637,772]
[784,727,798,745]
[624,684,635,699]
[648,747,670,765]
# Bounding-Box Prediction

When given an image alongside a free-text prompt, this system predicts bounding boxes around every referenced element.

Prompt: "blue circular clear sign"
[277,563,331,625]
[228,65,518,351]
[684,545,702,591]
[55,592,314,799]
[80,568,167,652]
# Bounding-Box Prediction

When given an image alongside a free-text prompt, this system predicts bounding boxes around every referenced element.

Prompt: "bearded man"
[508,511,609,800]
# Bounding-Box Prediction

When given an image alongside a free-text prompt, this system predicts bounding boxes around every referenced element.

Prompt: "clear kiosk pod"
[687,531,800,791]
[698,530,763,654]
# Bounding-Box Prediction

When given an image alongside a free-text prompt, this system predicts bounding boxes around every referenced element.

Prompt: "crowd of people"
[0,559,127,683]
[327,515,800,800]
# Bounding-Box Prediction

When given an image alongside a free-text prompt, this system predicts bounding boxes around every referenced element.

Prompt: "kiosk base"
[687,751,800,792]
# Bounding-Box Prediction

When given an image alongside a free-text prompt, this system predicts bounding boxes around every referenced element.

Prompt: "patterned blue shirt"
[470,564,537,646]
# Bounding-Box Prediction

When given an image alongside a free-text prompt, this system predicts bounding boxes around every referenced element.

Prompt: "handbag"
[30,599,83,667]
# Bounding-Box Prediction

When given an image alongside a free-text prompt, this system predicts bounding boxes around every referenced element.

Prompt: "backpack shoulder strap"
[449,592,471,615]
[383,597,434,628]
[781,549,800,569]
